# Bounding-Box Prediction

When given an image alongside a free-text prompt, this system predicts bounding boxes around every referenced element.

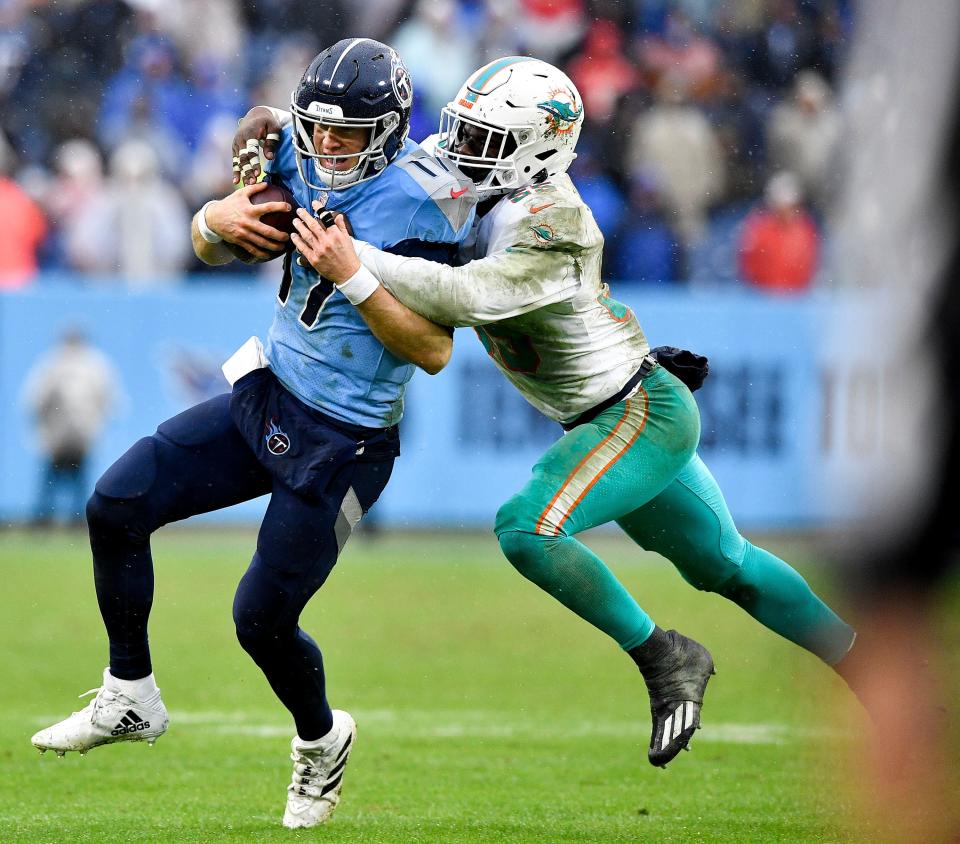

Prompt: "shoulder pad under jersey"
[393,146,477,234]
[495,176,595,254]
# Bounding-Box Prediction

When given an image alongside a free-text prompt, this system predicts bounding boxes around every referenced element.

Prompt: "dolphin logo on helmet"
[537,96,583,138]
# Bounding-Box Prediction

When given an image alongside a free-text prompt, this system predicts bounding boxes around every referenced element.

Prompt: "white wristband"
[197,201,223,244]
[338,264,381,306]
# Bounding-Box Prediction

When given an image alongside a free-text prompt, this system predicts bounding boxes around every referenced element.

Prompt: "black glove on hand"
[650,346,710,392]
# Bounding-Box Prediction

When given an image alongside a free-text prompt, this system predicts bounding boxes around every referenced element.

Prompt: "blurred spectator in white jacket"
[767,70,841,213]
[629,73,726,247]
[22,328,122,526]
[39,139,106,270]
[66,139,191,284]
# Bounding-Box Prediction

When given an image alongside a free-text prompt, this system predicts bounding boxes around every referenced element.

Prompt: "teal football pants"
[495,365,855,664]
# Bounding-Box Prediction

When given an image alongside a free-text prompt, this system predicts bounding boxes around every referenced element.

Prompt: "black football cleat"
[641,630,715,768]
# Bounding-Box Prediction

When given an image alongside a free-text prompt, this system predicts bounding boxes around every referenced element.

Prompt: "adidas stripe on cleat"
[111,709,152,736]
[641,630,715,768]
[651,700,701,765]
[283,710,357,829]
[31,668,168,755]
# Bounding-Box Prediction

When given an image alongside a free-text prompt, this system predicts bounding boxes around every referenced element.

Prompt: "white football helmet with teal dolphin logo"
[436,56,584,197]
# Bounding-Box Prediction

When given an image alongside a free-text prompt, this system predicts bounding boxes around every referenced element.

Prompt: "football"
[254,182,298,235]
[224,182,298,263]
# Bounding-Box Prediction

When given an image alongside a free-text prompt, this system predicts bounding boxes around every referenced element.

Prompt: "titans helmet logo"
[391,52,413,109]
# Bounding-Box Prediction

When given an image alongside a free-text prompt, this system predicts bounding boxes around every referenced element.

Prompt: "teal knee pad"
[498,529,553,578]
[713,541,790,608]
[495,493,543,538]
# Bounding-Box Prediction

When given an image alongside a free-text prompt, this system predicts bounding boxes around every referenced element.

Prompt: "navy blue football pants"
[86,392,394,740]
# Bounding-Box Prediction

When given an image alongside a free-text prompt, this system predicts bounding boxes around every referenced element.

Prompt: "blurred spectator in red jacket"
[0,132,47,289]
[567,19,638,126]
[739,171,819,292]
[518,0,585,64]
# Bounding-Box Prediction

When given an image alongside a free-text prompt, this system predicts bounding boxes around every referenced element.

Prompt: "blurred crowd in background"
[0,0,851,292]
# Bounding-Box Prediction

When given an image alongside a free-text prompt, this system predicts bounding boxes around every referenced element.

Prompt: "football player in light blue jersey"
[259,98,474,427]
[31,38,475,831]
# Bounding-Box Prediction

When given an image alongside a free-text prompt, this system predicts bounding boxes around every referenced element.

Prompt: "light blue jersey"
[263,128,475,428]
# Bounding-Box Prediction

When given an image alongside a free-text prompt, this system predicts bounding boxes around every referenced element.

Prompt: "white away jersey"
[355,173,649,424]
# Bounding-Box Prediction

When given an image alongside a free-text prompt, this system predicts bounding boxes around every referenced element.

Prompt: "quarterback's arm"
[191,212,235,265]
[192,183,292,264]
[292,212,452,375]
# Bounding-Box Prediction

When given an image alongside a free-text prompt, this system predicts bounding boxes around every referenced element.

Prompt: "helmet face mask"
[437,109,524,192]
[291,38,412,192]
[292,107,399,190]
[436,57,584,197]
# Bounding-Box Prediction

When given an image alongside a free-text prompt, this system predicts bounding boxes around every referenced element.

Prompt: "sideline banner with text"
[0,282,885,529]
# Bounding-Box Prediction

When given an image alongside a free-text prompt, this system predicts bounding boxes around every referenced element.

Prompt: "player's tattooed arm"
[232,106,291,186]
[192,183,291,264]
[291,209,453,374]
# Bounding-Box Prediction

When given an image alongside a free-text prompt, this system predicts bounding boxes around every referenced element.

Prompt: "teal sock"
[716,542,855,664]
[498,530,655,650]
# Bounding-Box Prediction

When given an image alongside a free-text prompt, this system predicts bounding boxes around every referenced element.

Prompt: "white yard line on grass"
[29,709,844,745]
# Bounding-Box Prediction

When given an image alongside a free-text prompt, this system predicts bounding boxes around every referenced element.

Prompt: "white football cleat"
[282,709,357,829]
[31,668,168,755]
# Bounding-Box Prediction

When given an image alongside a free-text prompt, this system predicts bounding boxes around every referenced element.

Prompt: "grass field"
[0,528,954,843]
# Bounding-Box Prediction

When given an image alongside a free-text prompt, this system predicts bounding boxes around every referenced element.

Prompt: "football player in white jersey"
[233,57,857,769]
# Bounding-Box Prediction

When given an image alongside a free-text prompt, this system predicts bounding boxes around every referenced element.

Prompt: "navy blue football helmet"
[291,38,413,191]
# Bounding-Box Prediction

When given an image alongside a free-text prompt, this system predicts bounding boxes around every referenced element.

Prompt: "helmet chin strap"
[312,157,364,189]
[475,163,523,197]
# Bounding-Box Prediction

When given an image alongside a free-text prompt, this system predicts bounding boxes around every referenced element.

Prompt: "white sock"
[109,671,159,701]
[296,723,338,750]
